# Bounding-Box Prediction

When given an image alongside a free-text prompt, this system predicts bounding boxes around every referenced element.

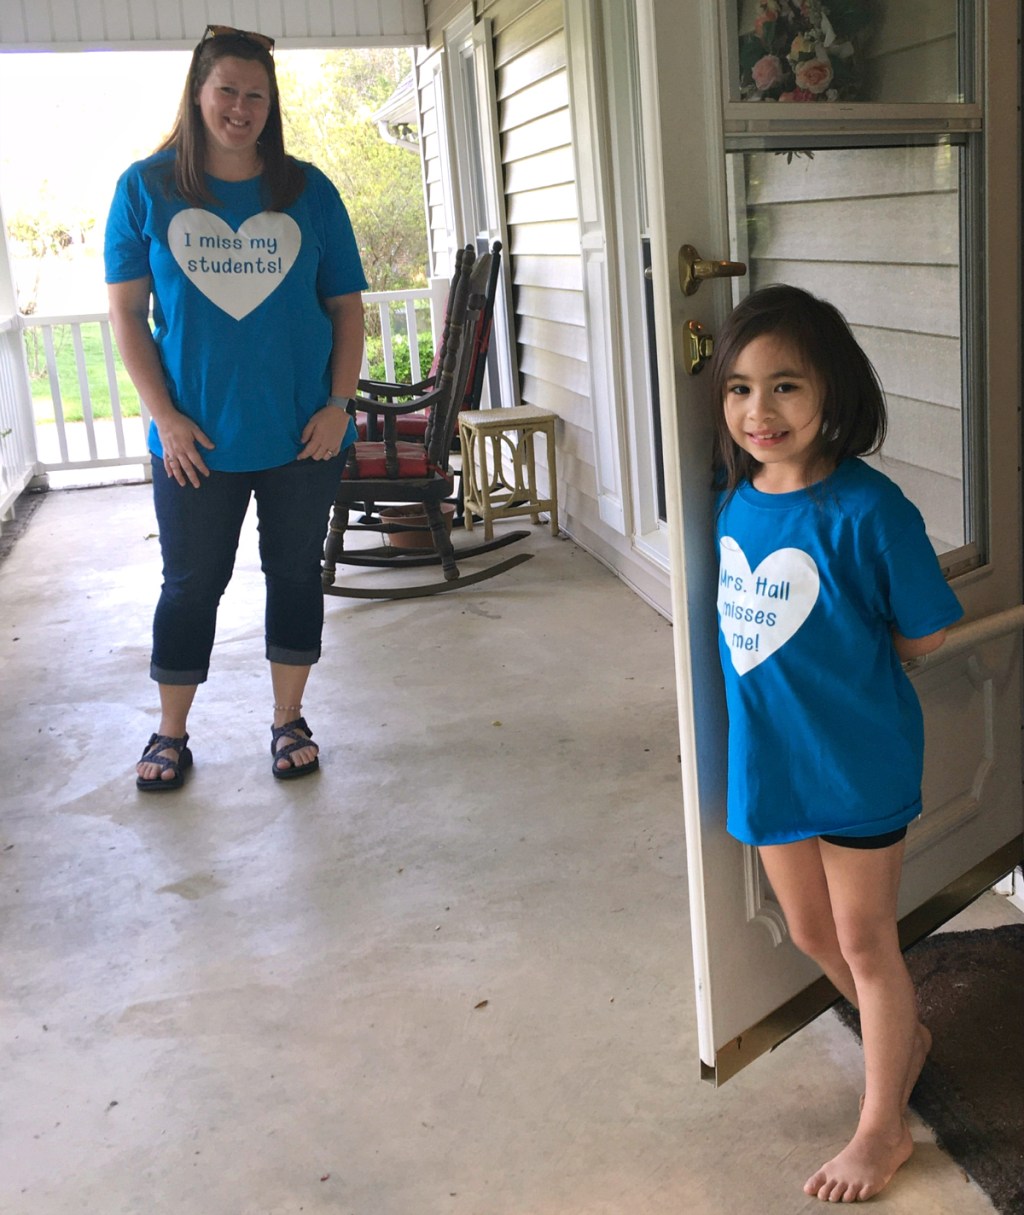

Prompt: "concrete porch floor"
[1,483,1019,1215]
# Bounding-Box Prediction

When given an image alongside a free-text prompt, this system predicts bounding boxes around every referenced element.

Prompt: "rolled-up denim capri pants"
[149,453,344,684]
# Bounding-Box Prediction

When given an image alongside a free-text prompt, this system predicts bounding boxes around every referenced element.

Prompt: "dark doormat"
[0,487,47,569]
[835,924,1024,1215]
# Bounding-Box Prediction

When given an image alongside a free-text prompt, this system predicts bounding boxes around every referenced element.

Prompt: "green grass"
[25,322,436,424]
[25,324,139,423]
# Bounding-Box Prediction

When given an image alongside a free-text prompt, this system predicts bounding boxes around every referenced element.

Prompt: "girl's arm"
[893,628,948,662]
[107,278,213,486]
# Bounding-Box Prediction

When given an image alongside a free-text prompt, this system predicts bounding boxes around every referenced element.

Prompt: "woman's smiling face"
[724,331,829,492]
[195,56,271,167]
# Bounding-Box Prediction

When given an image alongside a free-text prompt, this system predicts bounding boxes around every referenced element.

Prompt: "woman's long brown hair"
[157,31,304,211]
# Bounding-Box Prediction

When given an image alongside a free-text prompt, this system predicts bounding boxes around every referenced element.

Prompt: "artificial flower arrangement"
[738,0,872,102]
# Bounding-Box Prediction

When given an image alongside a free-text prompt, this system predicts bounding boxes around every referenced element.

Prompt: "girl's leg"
[804,839,916,1202]
[757,839,859,1005]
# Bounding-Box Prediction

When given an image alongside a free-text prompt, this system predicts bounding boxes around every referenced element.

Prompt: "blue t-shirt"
[104,150,368,471]
[715,458,963,846]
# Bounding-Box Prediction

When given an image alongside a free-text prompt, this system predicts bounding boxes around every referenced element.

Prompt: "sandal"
[136,732,193,792]
[271,716,320,780]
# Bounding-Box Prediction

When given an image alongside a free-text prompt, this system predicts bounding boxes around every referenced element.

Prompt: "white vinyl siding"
[492,0,580,517]
[733,145,964,552]
[416,0,675,609]
[419,0,578,517]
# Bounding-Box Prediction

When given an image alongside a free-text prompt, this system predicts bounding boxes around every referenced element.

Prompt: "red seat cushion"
[344,441,431,479]
[355,412,430,441]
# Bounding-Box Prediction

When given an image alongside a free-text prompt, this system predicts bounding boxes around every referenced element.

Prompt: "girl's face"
[724,332,828,492]
[195,56,272,166]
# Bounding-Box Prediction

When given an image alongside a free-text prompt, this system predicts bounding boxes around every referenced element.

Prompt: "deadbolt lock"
[686,320,714,376]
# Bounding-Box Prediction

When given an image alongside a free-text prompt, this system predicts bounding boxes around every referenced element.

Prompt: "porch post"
[0,194,43,516]
[428,274,450,352]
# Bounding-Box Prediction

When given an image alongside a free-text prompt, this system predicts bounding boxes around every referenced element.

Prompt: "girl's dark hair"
[709,284,887,494]
[157,31,304,211]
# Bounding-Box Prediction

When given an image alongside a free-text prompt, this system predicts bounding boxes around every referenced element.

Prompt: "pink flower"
[779,88,815,102]
[751,55,785,92]
[753,0,779,34]
[794,56,834,94]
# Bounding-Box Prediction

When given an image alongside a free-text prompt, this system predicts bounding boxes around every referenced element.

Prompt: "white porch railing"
[0,277,448,520]
[0,316,38,526]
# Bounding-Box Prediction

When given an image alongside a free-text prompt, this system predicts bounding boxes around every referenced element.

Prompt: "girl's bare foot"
[804,1120,913,1203]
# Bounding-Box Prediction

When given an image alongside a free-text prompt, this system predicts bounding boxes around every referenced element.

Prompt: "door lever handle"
[679,244,746,297]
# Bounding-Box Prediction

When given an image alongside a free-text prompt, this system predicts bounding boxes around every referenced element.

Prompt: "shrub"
[364,334,434,386]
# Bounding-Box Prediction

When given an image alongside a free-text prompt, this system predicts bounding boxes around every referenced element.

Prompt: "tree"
[6,187,96,318]
[6,189,96,378]
[279,50,428,302]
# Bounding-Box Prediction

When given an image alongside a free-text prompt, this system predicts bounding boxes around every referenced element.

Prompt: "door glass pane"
[731,1,972,105]
[725,142,973,557]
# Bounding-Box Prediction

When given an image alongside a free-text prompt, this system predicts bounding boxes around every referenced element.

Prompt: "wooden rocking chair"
[356,241,502,446]
[353,241,503,526]
[321,246,532,600]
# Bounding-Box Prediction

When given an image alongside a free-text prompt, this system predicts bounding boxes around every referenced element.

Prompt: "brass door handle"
[679,244,746,297]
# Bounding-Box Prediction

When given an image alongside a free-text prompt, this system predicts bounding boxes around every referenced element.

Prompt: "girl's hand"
[297,404,351,461]
[156,410,215,488]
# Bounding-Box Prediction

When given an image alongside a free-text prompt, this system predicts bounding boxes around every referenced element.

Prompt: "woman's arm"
[107,278,213,486]
[297,291,365,460]
[325,291,365,399]
[893,628,948,662]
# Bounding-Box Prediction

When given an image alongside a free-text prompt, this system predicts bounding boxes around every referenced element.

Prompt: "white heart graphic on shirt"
[168,209,301,320]
[718,536,820,675]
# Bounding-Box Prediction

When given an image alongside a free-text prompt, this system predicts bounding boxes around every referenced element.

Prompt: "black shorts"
[820,826,908,850]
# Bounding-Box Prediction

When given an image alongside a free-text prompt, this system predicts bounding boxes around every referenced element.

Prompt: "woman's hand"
[156,410,215,487]
[298,404,351,461]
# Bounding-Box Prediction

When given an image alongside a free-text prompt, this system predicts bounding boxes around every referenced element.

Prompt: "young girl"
[710,285,963,1202]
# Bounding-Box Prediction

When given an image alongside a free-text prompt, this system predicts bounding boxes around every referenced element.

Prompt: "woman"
[105,25,367,789]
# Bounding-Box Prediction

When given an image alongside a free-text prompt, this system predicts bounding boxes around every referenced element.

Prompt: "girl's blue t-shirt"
[715,458,963,846]
[104,150,368,471]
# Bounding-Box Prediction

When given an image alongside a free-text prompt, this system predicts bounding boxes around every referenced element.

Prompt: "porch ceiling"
[0,0,427,51]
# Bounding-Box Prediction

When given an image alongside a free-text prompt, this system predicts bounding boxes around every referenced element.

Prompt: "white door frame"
[441,7,520,410]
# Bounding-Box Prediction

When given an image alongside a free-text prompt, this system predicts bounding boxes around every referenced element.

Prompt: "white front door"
[637,0,1023,1082]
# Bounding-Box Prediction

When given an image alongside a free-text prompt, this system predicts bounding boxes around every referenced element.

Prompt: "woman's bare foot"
[804,1120,913,1202]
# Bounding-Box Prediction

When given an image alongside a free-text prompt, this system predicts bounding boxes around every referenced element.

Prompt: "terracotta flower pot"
[381,502,456,551]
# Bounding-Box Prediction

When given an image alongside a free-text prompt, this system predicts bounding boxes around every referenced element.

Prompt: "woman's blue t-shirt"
[715,458,964,846]
[104,150,368,471]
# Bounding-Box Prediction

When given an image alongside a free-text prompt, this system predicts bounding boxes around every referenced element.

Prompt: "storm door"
[636,0,1023,1081]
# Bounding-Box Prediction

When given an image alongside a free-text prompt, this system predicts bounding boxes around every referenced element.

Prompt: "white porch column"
[0,192,42,509]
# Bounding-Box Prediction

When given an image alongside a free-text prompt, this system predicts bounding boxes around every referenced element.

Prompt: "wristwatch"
[327,395,355,414]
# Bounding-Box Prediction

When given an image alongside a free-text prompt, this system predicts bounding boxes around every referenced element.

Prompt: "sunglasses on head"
[199,24,275,54]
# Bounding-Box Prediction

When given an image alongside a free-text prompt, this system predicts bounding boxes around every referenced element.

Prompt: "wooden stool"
[459,406,559,541]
